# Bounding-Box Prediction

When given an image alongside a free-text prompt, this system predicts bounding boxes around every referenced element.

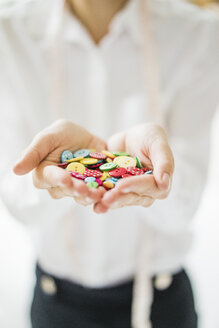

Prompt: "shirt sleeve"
[144,11,219,234]
[0,16,73,226]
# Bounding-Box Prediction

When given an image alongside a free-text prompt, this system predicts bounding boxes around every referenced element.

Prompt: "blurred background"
[0,0,219,328]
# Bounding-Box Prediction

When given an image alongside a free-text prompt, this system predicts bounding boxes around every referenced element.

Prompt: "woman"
[0,0,219,327]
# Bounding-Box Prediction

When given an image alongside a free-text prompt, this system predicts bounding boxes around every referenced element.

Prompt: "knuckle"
[112,204,124,209]
[142,198,154,208]
[31,146,42,166]
[161,159,173,171]
[50,194,59,200]
[61,175,73,188]
[33,130,56,152]
[74,198,89,206]
[48,188,62,199]
[158,191,169,200]
[32,173,42,189]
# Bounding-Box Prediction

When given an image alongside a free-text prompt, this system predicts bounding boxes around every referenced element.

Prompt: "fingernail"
[85,197,93,203]
[73,191,80,197]
[162,173,170,190]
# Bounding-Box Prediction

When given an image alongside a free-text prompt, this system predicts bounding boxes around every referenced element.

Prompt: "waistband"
[35,263,184,310]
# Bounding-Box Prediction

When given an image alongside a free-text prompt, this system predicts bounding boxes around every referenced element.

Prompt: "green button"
[99,162,118,171]
[135,156,142,169]
[87,181,98,188]
[113,151,130,156]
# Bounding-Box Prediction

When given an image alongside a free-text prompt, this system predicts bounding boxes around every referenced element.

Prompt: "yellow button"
[101,150,115,158]
[106,158,113,163]
[100,172,110,181]
[66,162,85,174]
[80,158,98,165]
[103,181,115,189]
[113,156,136,168]
[40,276,57,295]
[66,156,84,163]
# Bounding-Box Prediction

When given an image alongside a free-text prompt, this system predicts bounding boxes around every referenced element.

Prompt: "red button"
[142,167,151,172]
[69,171,86,180]
[84,169,102,178]
[95,178,103,186]
[122,174,132,178]
[90,152,107,160]
[57,163,68,169]
[126,167,144,175]
[87,162,103,169]
[109,168,127,177]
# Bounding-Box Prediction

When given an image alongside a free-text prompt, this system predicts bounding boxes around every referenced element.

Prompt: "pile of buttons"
[58,149,153,190]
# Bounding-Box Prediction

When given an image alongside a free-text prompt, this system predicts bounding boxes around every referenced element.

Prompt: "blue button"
[61,150,73,163]
[85,177,96,184]
[105,178,116,185]
[73,149,90,158]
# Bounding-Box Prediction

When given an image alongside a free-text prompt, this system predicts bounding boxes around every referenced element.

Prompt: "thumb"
[13,133,55,175]
[149,135,174,191]
[107,131,125,153]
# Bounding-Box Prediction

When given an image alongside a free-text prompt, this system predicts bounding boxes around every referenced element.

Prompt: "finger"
[94,193,154,212]
[74,196,94,206]
[33,164,90,199]
[48,187,65,200]
[107,131,125,153]
[148,133,174,191]
[98,188,121,208]
[72,180,108,201]
[48,185,97,205]
[92,187,112,214]
[93,202,109,214]
[33,164,74,189]
[88,186,106,202]
[13,132,56,175]
[115,175,168,199]
[95,184,155,210]
[34,162,107,201]
[110,194,154,209]
[74,187,106,206]
[48,186,87,200]
[70,178,91,197]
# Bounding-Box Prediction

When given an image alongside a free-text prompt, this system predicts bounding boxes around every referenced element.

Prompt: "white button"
[40,275,57,295]
[154,274,173,290]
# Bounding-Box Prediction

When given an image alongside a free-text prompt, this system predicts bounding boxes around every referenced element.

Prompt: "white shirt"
[0,0,219,287]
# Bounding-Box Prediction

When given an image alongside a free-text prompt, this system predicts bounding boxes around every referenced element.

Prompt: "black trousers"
[31,265,198,328]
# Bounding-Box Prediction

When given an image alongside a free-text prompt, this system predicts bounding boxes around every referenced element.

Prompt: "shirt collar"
[62,0,144,46]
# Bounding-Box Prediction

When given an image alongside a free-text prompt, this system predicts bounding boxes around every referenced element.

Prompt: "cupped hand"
[94,123,174,213]
[13,119,107,205]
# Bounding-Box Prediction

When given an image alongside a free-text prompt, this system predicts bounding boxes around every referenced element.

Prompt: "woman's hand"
[94,123,174,213]
[13,120,107,205]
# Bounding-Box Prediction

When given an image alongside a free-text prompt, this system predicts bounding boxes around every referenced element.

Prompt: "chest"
[61,38,152,138]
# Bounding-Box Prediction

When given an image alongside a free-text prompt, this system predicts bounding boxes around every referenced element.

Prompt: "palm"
[43,121,107,166]
[107,125,154,169]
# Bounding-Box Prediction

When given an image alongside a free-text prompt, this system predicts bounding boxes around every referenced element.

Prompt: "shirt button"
[40,275,57,295]
[154,274,173,290]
